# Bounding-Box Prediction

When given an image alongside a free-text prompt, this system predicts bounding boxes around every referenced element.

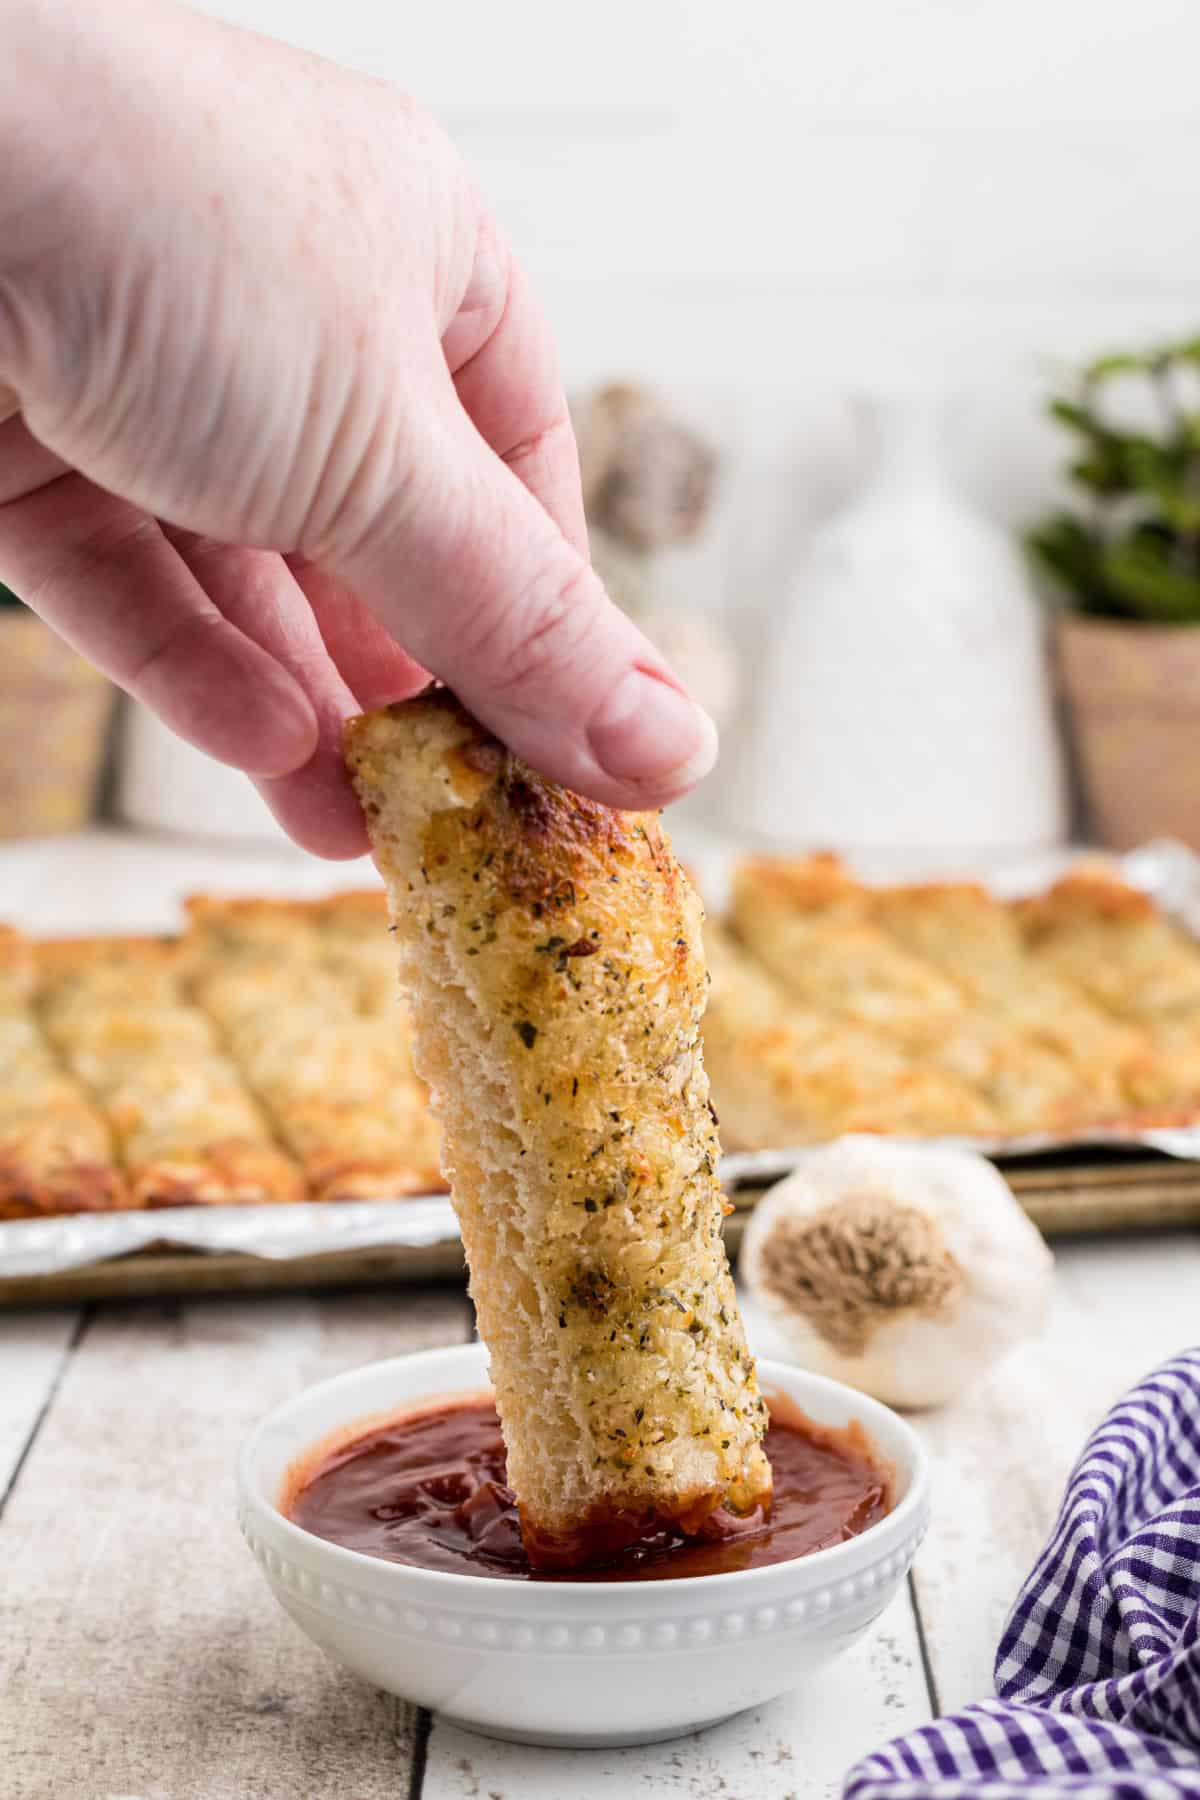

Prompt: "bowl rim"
[238,1342,929,1602]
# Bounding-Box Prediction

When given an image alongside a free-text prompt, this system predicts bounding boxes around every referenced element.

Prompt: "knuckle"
[21,510,157,621]
[501,406,573,475]
[474,556,598,699]
[299,383,428,568]
[123,610,222,694]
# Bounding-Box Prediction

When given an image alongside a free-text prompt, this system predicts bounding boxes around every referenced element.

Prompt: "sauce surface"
[287,1397,891,1581]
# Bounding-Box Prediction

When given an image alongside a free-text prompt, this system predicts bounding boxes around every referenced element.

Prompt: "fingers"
[160,530,370,859]
[0,452,317,779]
[287,560,429,712]
[273,558,432,854]
[430,228,717,807]
[328,385,718,812]
[445,224,589,559]
[0,413,69,504]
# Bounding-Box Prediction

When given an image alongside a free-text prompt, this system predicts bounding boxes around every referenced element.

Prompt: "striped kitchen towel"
[846,1349,1200,1800]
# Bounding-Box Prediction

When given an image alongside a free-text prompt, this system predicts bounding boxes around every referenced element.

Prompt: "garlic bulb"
[571,383,716,553]
[740,1137,1053,1409]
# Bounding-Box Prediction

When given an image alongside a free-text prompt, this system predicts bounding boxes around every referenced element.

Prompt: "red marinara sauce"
[286,1396,892,1582]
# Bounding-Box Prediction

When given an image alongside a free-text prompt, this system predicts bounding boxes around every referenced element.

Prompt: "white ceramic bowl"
[237,1344,929,1748]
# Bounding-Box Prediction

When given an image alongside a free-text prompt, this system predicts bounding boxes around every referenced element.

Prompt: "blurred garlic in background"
[573,381,740,732]
[741,1136,1054,1409]
[574,382,717,554]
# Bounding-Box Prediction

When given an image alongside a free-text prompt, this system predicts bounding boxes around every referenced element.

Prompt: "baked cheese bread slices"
[0,925,36,1011]
[860,873,1163,1117]
[1017,868,1200,1023]
[37,938,303,1208]
[729,855,1168,1130]
[183,897,442,1200]
[0,931,126,1219]
[702,919,997,1144]
[345,690,771,1569]
[1012,868,1200,1116]
[308,890,402,1015]
[728,859,965,1048]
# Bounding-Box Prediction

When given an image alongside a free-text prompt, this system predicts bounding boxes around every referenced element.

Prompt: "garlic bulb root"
[740,1136,1054,1409]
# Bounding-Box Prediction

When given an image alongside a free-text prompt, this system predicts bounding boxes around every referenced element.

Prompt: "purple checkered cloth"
[845,1349,1200,1800]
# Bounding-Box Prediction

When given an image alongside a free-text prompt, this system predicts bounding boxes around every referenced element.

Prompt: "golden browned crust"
[8,837,1200,1227]
[733,851,869,920]
[869,881,1026,977]
[723,853,1200,1142]
[183,893,444,1200]
[35,933,178,962]
[308,889,390,928]
[37,934,304,1208]
[702,920,998,1145]
[1016,865,1159,931]
[184,890,388,931]
[0,1163,129,1221]
[294,1092,444,1203]
[0,1081,129,1219]
[729,862,965,1048]
[181,896,324,970]
[0,948,128,1217]
[864,872,1150,1114]
[345,692,771,1564]
[1016,870,1200,1028]
[0,925,36,1013]
[130,1141,304,1210]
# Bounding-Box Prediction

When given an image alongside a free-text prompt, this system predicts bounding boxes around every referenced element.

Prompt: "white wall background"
[199,0,1200,831]
[199,0,1200,526]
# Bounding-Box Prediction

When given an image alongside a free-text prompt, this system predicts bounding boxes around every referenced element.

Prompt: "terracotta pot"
[1057,614,1200,850]
[0,611,115,838]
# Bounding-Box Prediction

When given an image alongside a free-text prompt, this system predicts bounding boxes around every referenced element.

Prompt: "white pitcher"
[738,391,1066,857]
[116,700,291,845]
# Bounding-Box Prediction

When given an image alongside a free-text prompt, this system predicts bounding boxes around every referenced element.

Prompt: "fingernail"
[587,670,719,791]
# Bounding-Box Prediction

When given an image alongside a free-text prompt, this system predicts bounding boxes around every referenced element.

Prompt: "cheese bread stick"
[345,690,771,1569]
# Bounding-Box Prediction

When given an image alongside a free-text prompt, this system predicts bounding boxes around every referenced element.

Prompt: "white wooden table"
[1,831,1198,1798]
[2,1242,1198,1800]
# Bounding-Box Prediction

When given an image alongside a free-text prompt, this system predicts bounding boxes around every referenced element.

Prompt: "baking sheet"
[0,1195,459,1280]
[5,837,1200,1281]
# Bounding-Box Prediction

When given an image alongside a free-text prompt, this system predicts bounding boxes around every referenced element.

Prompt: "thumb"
[324,403,718,812]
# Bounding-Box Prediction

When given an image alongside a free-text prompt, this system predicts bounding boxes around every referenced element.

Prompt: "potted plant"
[0,580,115,837]
[1030,339,1200,848]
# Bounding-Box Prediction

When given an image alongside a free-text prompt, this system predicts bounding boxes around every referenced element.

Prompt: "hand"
[0,0,717,856]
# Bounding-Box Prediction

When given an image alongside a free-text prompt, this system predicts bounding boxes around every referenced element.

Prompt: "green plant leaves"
[1100,533,1200,624]
[1084,351,1144,382]
[1049,398,1102,433]
[1031,337,1200,622]
[1028,515,1118,614]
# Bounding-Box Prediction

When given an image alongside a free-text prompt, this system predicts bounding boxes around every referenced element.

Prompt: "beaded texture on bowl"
[237,1345,930,1748]
[239,1509,929,1653]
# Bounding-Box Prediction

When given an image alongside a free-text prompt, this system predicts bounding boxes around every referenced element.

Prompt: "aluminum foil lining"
[0,1195,461,1280]
[5,838,1200,1279]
